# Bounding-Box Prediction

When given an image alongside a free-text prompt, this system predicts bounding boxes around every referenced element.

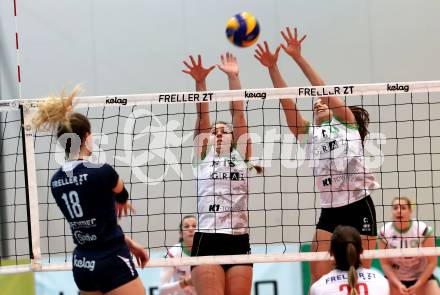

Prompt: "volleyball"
[225,12,260,47]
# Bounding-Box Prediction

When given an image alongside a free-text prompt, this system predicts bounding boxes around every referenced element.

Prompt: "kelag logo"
[105,96,127,105]
[386,83,409,92]
[244,91,266,99]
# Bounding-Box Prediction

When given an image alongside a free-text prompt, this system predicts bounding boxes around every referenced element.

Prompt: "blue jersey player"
[33,86,148,295]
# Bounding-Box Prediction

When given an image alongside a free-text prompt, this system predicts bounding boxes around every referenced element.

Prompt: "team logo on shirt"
[362,217,371,233]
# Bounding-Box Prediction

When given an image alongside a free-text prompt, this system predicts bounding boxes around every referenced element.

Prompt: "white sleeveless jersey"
[310,267,389,295]
[379,220,433,281]
[305,117,379,208]
[166,243,196,295]
[195,146,250,234]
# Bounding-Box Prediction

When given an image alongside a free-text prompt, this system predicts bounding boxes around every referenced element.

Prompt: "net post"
[19,103,42,270]
[0,111,8,258]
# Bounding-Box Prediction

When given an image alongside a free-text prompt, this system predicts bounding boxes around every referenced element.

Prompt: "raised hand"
[217,52,239,77]
[254,41,281,68]
[280,27,307,60]
[182,55,215,82]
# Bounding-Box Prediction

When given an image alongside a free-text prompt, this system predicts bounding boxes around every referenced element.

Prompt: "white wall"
[1,0,439,100]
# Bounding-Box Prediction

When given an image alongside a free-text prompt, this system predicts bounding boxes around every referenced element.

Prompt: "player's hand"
[254,41,281,68]
[116,201,135,218]
[396,281,410,294]
[217,52,239,77]
[280,27,307,60]
[127,239,149,268]
[182,55,215,82]
[407,280,421,294]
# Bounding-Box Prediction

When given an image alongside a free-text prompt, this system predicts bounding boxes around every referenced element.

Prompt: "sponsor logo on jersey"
[73,255,95,271]
[362,217,371,233]
[73,230,97,245]
[69,218,97,229]
[210,171,244,181]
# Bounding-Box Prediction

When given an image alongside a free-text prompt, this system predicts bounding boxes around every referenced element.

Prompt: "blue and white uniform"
[51,160,137,293]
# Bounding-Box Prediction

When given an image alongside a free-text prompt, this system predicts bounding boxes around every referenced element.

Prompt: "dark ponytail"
[331,226,363,295]
[349,106,370,147]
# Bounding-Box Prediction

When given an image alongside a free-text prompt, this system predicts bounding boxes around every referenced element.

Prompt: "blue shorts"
[72,244,138,293]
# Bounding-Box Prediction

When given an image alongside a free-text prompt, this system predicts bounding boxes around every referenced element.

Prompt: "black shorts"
[72,244,138,293]
[191,232,252,271]
[401,275,436,288]
[316,195,377,236]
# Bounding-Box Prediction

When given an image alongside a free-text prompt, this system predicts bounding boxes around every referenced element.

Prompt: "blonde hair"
[347,243,359,295]
[32,86,80,132]
[32,86,91,158]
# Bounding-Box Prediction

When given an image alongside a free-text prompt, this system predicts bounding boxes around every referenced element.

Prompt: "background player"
[159,215,197,295]
[379,197,440,295]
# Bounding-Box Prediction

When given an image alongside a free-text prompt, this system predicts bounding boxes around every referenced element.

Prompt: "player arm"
[254,41,309,139]
[280,27,356,125]
[294,56,355,125]
[112,177,128,205]
[194,80,211,141]
[112,178,125,195]
[377,238,402,289]
[112,177,133,217]
[108,162,128,201]
[182,55,214,159]
[158,267,189,295]
[218,52,252,160]
[229,77,252,161]
[194,101,211,161]
[413,234,437,288]
[125,236,148,268]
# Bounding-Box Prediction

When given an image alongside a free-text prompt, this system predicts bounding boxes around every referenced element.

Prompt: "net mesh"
[1,82,440,272]
[0,109,31,267]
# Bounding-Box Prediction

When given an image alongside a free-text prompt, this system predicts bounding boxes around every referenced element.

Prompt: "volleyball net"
[1,81,440,274]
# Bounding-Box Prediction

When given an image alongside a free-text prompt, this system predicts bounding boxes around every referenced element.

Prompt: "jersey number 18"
[61,191,83,218]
